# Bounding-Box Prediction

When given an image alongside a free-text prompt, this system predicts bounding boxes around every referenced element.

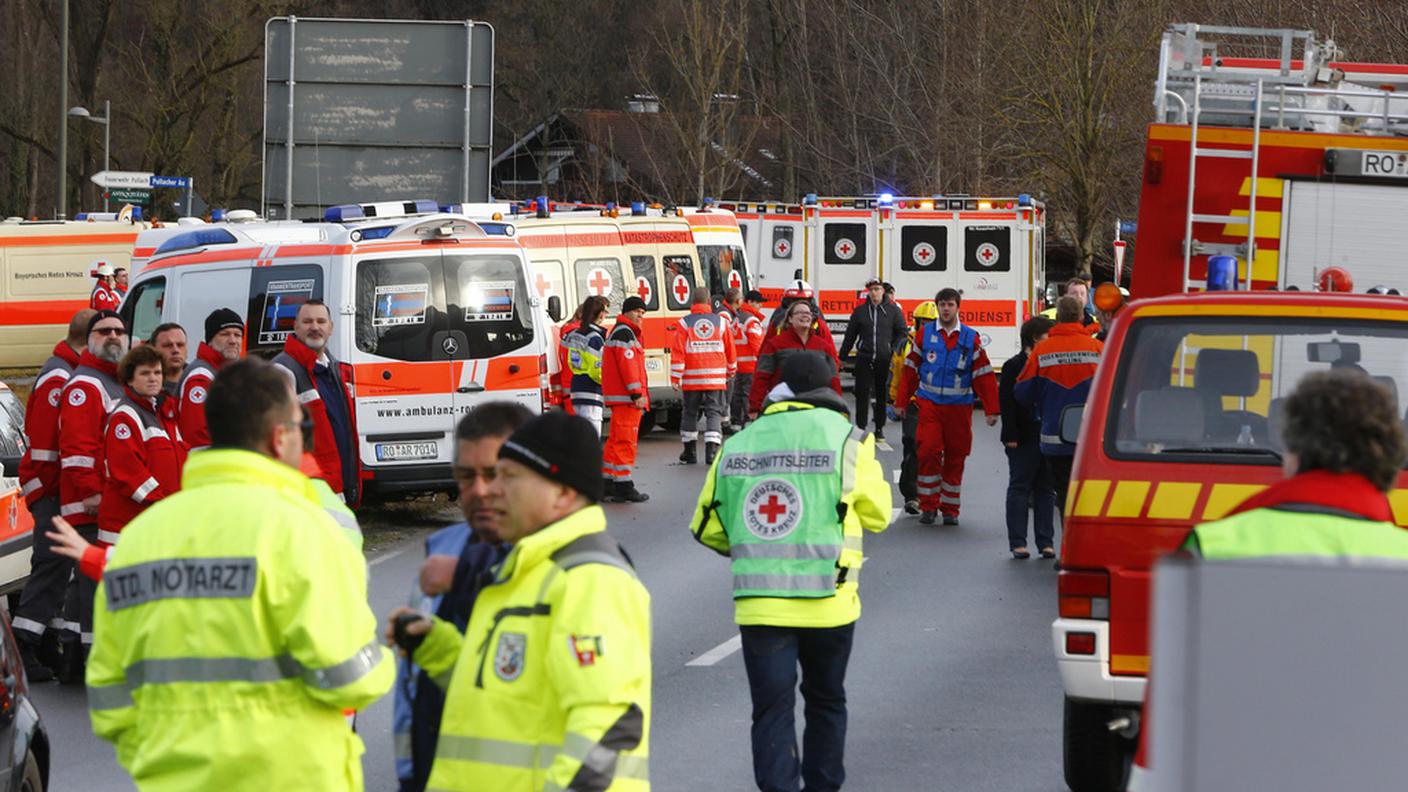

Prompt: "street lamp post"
[68,102,111,211]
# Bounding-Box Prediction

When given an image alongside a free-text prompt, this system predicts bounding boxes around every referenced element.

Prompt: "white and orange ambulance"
[123,200,548,499]
[679,205,751,296]
[0,207,150,366]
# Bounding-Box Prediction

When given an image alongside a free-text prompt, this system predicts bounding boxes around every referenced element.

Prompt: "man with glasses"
[53,309,129,680]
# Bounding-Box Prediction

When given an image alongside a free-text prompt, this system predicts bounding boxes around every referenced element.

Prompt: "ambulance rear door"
[620,218,699,401]
[881,206,955,322]
[805,204,877,336]
[686,209,750,299]
[952,211,1023,364]
[754,205,804,307]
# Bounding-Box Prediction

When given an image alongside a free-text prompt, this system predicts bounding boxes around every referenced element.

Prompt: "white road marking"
[876,439,893,452]
[891,469,900,483]
[687,634,743,667]
[368,549,405,567]
[891,508,902,524]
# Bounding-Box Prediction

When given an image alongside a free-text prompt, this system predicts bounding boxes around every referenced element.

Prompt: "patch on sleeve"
[569,634,605,667]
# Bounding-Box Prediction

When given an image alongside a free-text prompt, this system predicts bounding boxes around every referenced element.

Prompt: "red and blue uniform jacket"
[1014,322,1103,456]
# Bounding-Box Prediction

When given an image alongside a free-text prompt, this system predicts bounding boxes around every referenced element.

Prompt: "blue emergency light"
[878,193,894,206]
[355,225,395,241]
[703,196,715,206]
[324,204,365,222]
[631,201,645,216]
[211,208,227,222]
[1206,255,1238,291]
[131,206,142,222]
[154,228,238,256]
[803,193,819,206]
[1017,194,1032,207]
[535,196,549,218]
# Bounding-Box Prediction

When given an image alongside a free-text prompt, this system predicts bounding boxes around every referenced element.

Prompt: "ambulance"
[679,205,751,297]
[0,381,34,594]
[0,207,149,367]
[123,200,548,500]
[719,200,805,306]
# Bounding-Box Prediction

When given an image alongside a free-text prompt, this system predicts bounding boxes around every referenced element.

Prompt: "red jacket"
[178,342,228,451]
[90,284,120,312]
[603,317,650,411]
[749,327,841,412]
[98,388,187,543]
[58,351,124,525]
[18,341,81,505]
[555,319,579,413]
[732,304,766,375]
[671,305,736,391]
[272,336,359,499]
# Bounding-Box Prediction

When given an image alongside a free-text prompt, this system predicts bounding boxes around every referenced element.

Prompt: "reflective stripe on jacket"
[18,342,79,504]
[178,343,225,451]
[1013,323,1103,455]
[87,449,393,791]
[59,353,124,525]
[603,319,649,409]
[671,305,736,391]
[564,323,606,407]
[411,505,652,792]
[690,397,892,627]
[732,304,766,374]
[98,390,186,543]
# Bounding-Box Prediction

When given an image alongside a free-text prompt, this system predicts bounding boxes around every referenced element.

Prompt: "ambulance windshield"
[1106,316,1408,462]
[698,245,749,297]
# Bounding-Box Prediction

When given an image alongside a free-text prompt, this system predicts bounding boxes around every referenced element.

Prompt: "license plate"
[375,441,438,462]
[645,357,664,373]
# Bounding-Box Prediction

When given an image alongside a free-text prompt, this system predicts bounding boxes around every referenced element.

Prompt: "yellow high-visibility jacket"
[413,505,652,792]
[87,449,393,791]
[689,399,892,628]
[889,331,915,406]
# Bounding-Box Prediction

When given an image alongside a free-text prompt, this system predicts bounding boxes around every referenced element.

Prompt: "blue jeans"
[1005,441,1057,550]
[740,623,856,792]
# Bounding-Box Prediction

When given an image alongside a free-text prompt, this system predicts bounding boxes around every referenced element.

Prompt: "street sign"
[91,170,154,189]
[150,175,191,189]
[107,188,151,204]
[1113,239,1127,284]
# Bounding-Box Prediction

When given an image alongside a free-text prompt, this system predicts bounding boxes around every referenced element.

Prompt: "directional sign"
[107,188,151,205]
[150,175,191,189]
[91,170,155,189]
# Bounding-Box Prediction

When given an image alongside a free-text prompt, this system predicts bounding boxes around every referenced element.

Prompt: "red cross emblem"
[672,275,691,303]
[636,276,652,303]
[758,495,788,524]
[587,267,613,296]
[743,479,803,539]
[774,238,790,257]
[728,270,742,289]
[535,272,553,297]
[976,243,1000,266]
[834,238,856,260]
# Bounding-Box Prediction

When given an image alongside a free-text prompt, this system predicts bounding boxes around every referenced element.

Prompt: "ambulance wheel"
[638,410,657,438]
[19,748,41,792]
[662,408,682,433]
[1062,697,1131,792]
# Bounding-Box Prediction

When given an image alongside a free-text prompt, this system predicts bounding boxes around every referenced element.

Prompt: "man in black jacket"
[999,316,1058,559]
[839,278,907,438]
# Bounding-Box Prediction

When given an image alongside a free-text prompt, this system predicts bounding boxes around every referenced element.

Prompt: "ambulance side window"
[630,255,661,311]
[900,226,947,272]
[663,255,698,310]
[822,223,866,265]
[445,254,535,358]
[246,265,323,357]
[965,226,1011,272]
[573,258,626,316]
[354,257,444,362]
[532,260,566,305]
[698,246,747,296]
[123,277,166,342]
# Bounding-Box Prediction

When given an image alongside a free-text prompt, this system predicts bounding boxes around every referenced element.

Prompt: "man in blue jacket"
[392,402,533,792]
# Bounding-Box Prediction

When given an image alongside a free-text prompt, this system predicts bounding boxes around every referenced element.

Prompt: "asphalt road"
[28,406,1066,791]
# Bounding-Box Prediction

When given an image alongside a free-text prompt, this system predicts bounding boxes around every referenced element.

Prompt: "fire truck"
[1133,23,1408,298]
[723,194,1047,363]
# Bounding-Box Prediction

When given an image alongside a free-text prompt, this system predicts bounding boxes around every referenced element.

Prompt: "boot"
[919,511,937,525]
[601,479,620,503]
[679,440,698,465]
[616,481,650,503]
[57,638,87,685]
[705,442,720,465]
[17,639,54,683]
[903,499,920,515]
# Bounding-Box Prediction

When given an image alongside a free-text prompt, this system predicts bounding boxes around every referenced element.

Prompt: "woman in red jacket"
[748,299,842,415]
[97,345,187,545]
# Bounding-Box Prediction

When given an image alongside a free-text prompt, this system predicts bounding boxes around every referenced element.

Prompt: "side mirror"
[0,456,17,478]
[1058,404,1084,445]
[547,295,563,323]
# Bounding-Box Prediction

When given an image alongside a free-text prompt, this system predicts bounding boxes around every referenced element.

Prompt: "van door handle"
[457,384,485,394]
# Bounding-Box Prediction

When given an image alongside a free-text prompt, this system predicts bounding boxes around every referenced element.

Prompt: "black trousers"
[740,622,856,792]
[899,409,919,502]
[851,356,891,433]
[12,496,68,645]
[1045,453,1075,527]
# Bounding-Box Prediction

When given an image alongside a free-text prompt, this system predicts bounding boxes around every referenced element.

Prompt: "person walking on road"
[690,352,892,792]
[894,288,1000,526]
[388,412,652,792]
[999,317,1057,559]
[1015,295,1103,530]
[14,308,94,681]
[273,299,359,502]
[97,345,187,546]
[602,296,652,502]
[887,301,938,515]
[749,301,841,416]
[673,286,736,465]
[839,278,907,439]
[393,403,529,792]
[87,357,393,791]
[564,296,610,436]
[731,290,768,429]
[179,308,244,452]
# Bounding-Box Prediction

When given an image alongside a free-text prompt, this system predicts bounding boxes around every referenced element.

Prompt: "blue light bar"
[703,196,715,206]
[631,201,645,216]
[357,225,395,241]
[131,206,143,222]
[535,196,549,218]
[211,208,227,222]
[480,222,513,236]
[1017,194,1032,207]
[154,228,238,256]
[803,193,818,206]
[1206,255,1237,291]
[878,192,894,205]
[74,213,88,220]
[325,204,365,222]
[412,200,439,214]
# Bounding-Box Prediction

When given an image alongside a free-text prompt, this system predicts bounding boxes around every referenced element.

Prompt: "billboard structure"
[263,17,494,219]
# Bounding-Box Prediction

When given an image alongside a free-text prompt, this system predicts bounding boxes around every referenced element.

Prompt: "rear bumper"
[1052,617,1146,704]
[648,387,682,409]
[362,462,455,499]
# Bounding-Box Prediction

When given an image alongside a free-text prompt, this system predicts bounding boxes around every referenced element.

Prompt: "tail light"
[537,353,550,411]
[1058,568,1110,620]
[1065,632,1097,656]
[1145,146,1165,185]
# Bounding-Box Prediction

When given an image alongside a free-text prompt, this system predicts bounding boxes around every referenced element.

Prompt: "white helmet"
[92,261,115,278]
[782,279,814,299]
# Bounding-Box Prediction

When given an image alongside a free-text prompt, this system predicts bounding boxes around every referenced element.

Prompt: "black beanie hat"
[498,412,605,503]
[205,308,244,342]
[778,349,833,394]
[87,309,126,335]
[621,296,648,313]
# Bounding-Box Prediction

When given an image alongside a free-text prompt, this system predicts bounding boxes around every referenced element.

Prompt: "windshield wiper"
[1158,446,1283,462]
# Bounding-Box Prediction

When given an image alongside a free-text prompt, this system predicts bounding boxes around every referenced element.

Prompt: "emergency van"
[679,205,751,296]
[0,208,149,367]
[0,381,33,595]
[1050,287,1408,791]
[123,201,548,499]
[1133,23,1408,298]
[720,200,805,307]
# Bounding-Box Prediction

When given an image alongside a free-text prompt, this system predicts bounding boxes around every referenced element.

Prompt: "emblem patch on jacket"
[743,478,804,540]
[495,632,527,681]
[569,635,605,667]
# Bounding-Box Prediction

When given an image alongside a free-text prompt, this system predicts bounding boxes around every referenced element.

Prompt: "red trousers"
[916,400,974,516]
[603,405,643,481]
